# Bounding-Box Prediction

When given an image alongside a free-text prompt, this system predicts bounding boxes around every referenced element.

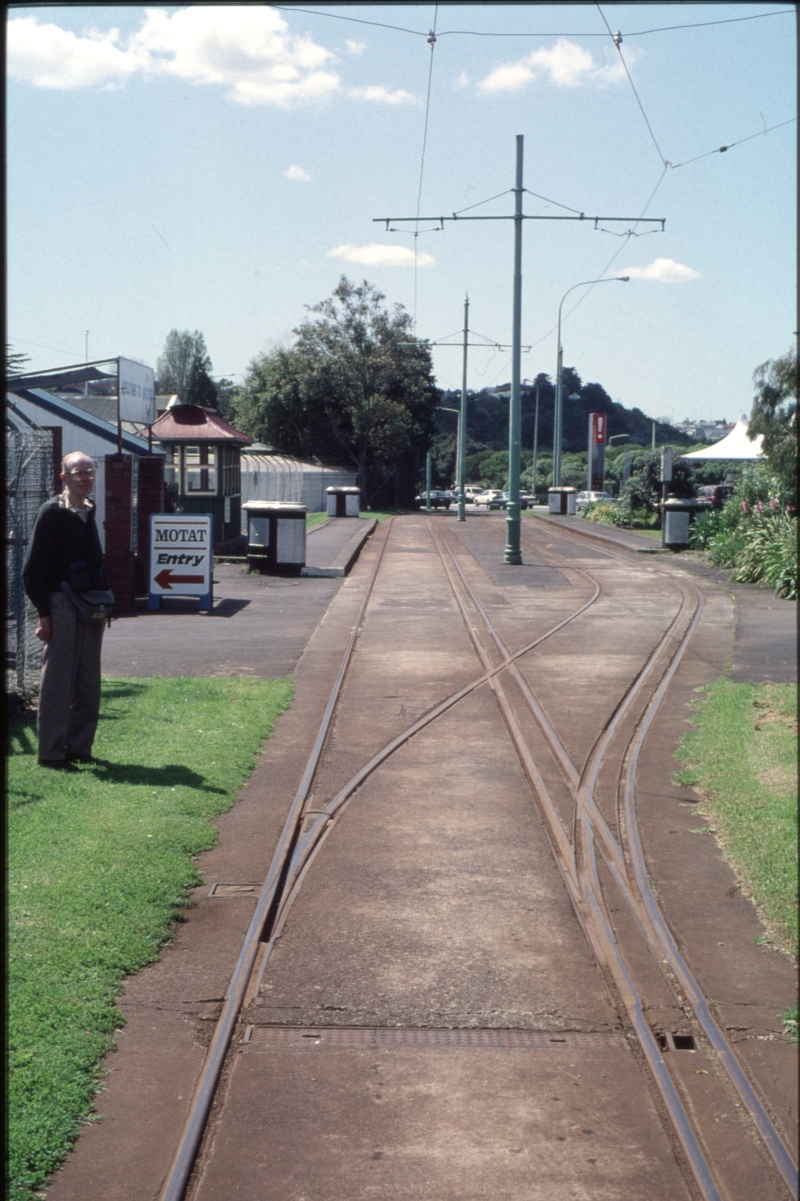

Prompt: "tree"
[749,347,797,502]
[619,448,694,515]
[234,277,439,502]
[156,330,216,405]
[6,344,30,376]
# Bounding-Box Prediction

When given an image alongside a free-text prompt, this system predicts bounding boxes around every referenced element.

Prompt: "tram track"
[159,513,796,1201]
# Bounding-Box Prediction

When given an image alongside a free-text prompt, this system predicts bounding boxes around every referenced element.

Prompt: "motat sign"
[148,515,213,611]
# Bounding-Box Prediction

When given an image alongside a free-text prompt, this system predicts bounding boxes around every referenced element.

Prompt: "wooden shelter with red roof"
[151,402,252,546]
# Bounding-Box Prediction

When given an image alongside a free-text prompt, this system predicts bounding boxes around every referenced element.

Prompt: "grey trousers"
[37,590,105,761]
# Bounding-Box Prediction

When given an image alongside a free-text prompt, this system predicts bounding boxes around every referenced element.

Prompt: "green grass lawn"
[7,675,292,1201]
[306,511,328,530]
[674,679,797,960]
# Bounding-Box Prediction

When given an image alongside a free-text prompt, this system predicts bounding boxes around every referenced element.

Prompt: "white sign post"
[148,514,213,611]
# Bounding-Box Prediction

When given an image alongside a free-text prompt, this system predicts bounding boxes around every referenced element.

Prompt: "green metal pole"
[531,382,539,499]
[504,135,523,565]
[458,295,468,521]
[425,450,431,510]
[553,339,563,487]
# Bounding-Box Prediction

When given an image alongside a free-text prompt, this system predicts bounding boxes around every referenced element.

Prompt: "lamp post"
[604,432,629,494]
[553,276,629,487]
[437,405,463,515]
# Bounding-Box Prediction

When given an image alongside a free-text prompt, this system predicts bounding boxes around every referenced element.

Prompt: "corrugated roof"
[151,403,252,444]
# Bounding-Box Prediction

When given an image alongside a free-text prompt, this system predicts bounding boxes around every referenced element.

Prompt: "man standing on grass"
[23,451,110,769]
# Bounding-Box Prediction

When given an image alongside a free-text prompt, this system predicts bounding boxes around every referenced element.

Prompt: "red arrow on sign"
[154,569,205,590]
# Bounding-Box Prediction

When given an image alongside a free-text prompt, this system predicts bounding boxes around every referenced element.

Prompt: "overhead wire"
[669,116,796,168]
[276,6,792,40]
[272,7,425,37]
[596,3,667,168]
[413,8,439,330]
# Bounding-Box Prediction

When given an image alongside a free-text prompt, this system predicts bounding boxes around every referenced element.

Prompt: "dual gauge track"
[159,514,796,1201]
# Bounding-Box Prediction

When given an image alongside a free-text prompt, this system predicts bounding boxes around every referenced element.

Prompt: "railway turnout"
[48,513,797,1201]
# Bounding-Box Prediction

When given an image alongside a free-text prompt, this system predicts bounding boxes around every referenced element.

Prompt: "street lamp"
[437,405,462,513]
[604,432,629,494]
[553,276,629,487]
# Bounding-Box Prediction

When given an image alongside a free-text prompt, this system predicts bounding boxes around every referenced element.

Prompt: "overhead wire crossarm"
[376,213,665,229]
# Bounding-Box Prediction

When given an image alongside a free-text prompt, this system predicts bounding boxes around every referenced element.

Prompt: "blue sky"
[7,3,796,423]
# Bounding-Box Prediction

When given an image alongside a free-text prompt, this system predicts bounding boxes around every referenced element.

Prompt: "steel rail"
[438,521,695,884]
[158,520,395,1201]
[271,540,606,929]
[620,584,799,1198]
[158,516,607,1201]
[428,521,726,1201]
[522,515,799,1196]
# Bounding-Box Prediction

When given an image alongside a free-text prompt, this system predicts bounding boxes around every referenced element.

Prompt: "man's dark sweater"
[23,496,108,617]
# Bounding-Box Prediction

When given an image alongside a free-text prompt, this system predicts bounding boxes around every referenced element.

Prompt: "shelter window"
[184,445,217,494]
[164,444,178,487]
[221,445,240,495]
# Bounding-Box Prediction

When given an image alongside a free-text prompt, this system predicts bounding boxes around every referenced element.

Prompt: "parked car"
[503,492,534,509]
[464,486,483,503]
[696,484,734,508]
[576,490,615,510]
[416,490,452,509]
[474,489,506,509]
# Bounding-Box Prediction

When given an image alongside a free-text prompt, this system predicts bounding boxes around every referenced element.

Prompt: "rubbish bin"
[548,487,577,515]
[662,498,701,551]
[326,486,361,517]
[243,500,307,574]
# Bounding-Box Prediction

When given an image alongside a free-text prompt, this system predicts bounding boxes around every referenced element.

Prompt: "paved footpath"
[48,511,796,1201]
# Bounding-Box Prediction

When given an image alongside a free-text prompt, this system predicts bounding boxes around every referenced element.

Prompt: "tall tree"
[156,330,215,405]
[749,347,797,501]
[234,277,439,500]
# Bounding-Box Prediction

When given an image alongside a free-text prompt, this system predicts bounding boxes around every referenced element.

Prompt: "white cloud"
[622,258,702,282]
[348,85,419,105]
[346,39,367,55]
[285,165,312,182]
[327,244,435,268]
[8,7,341,107]
[477,38,629,94]
[7,16,146,89]
[130,6,339,106]
[456,71,470,89]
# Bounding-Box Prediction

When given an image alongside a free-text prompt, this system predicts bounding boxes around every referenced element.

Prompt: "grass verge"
[674,678,797,960]
[7,675,292,1201]
[306,512,328,530]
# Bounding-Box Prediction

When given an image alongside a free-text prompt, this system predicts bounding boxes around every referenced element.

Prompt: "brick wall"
[104,454,134,610]
[135,456,165,593]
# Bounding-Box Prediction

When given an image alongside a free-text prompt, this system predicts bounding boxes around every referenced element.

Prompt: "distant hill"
[439,373,695,452]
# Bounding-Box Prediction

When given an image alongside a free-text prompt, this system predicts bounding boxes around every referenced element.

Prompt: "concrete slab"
[194,1036,692,1201]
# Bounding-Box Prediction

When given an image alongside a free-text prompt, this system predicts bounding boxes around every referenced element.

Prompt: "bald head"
[61,452,96,506]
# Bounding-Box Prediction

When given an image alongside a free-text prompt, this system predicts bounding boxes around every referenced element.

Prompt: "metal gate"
[6,428,52,704]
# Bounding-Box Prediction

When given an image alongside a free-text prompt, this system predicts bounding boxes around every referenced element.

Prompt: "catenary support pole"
[458,295,469,521]
[425,451,432,510]
[504,134,524,565]
[532,382,539,500]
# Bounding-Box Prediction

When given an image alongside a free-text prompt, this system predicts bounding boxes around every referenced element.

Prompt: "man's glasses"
[66,468,95,478]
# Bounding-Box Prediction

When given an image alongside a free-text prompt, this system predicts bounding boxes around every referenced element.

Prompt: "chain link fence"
[6,427,52,707]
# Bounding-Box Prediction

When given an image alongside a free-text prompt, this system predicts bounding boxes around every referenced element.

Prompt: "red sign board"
[590,412,607,444]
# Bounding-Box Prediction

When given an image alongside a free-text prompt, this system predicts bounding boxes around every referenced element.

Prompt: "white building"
[239,445,357,526]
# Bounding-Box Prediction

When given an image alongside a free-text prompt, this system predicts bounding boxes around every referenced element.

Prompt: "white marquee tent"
[681,416,764,461]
